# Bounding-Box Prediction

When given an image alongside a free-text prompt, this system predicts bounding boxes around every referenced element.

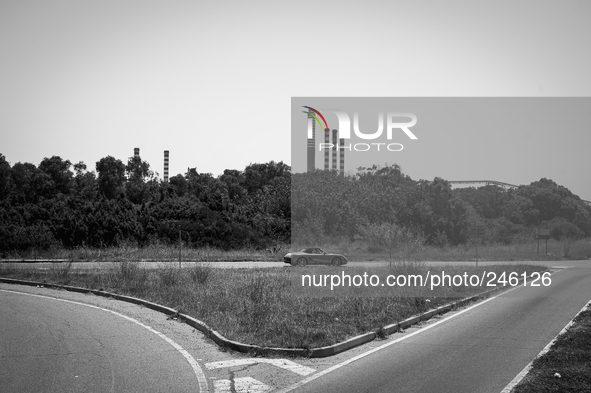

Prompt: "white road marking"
[213,377,271,393]
[499,298,591,393]
[206,359,315,376]
[0,289,210,392]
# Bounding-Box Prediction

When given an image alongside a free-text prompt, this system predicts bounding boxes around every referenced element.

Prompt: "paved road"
[0,290,207,393]
[2,259,590,392]
[283,264,591,393]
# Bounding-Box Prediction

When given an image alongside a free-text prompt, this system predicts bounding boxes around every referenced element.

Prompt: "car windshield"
[299,248,327,254]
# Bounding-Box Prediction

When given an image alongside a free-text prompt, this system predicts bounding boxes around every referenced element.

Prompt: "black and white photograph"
[1,1,590,392]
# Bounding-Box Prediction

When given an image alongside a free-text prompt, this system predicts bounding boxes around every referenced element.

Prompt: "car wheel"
[331,257,342,266]
[296,257,307,266]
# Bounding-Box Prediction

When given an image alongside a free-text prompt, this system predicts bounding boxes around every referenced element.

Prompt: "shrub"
[187,263,212,284]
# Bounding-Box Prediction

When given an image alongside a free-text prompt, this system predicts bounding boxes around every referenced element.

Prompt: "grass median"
[512,306,591,392]
[1,261,547,349]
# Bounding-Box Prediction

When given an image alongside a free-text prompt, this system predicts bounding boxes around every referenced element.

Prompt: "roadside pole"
[534,229,550,256]
[389,222,393,268]
[470,225,486,267]
[179,229,182,267]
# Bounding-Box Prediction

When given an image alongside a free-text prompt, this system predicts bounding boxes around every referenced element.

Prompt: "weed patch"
[512,308,591,392]
[1,263,547,350]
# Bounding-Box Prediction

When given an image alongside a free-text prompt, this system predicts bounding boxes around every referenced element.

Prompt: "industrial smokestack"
[339,138,345,175]
[324,128,330,170]
[306,111,316,172]
[134,148,140,159]
[332,129,338,170]
[163,150,169,182]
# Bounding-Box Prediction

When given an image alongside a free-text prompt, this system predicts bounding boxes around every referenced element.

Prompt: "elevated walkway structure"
[448,180,591,206]
[448,180,518,189]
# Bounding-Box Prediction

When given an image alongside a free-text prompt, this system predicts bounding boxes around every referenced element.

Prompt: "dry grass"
[3,243,286,262]
[4,239,590,263]
[0,261,547,349]
[291,238,591,262]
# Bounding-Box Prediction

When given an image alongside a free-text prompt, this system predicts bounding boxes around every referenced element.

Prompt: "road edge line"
[274,271,565,393]
[0,288,210,393]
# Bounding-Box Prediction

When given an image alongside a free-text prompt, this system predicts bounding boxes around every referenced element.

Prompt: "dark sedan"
[283,248,348,266]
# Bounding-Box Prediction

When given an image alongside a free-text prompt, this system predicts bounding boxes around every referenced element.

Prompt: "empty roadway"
[0,290,207,393]
[281,264,591,393]
[2,259,590,393]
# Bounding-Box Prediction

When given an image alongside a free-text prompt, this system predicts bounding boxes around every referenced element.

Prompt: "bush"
[158,265,183,287]
[187,263,212,284]
[48,261,73,284]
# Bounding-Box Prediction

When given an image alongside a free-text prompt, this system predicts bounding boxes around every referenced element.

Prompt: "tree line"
[1,153,589,254]
[292,165,591,248]
[0,153,290,253]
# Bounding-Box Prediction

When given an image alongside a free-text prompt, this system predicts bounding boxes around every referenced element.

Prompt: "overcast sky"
[1,1,590,199]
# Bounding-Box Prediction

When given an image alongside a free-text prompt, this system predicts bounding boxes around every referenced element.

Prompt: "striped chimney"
[163,150,169,182]
[339,138,345,175]
[306,111,316,172]
[324,128,330,170]
[332,129,338,170]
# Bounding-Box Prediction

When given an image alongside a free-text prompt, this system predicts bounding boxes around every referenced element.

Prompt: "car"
[283,248,348,266]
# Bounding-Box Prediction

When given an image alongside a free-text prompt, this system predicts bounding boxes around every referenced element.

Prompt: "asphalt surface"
[284,264,591,393]
[2,259,590,393]
[0,290,205,393]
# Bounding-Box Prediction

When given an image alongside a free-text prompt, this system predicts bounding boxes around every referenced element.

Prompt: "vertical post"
[179,229,182,267]
[324,129,329,171]
[164,150,169,182]
[389,222,392,268]
[307,112,315,173]
[332,129,338,170]
[537,238,540,255]
[545,239,548,255]
[339,137,345,175]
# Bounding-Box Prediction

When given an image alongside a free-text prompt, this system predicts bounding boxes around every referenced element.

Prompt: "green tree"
[38,156,73,196]
[125,156,156,204]
[73,161,98,200]
[96,156,126,199]
[10,162,53,203]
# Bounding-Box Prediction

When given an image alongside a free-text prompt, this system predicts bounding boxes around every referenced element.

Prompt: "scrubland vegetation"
[292,165,591,259]
[1,153,590,261]
[1,152,588,351]
[0,154,289,255]
[0,262,547,348]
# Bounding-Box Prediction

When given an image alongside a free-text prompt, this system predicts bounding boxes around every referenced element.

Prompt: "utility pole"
[179,229,182,267]
[471,225,485,267]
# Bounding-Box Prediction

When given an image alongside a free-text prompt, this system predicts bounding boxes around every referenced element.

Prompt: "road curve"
[284,265,591,393]
[0,289,207,393]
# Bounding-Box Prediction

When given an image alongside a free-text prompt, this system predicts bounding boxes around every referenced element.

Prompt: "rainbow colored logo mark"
[302,106,329,131]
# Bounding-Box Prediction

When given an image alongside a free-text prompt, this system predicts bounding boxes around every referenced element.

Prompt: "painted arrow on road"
[206,358,316,393]
[206,358,316,376]
[213,377,272,393]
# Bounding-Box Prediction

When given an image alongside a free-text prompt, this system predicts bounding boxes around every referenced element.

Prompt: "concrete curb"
[0,276,502,358]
